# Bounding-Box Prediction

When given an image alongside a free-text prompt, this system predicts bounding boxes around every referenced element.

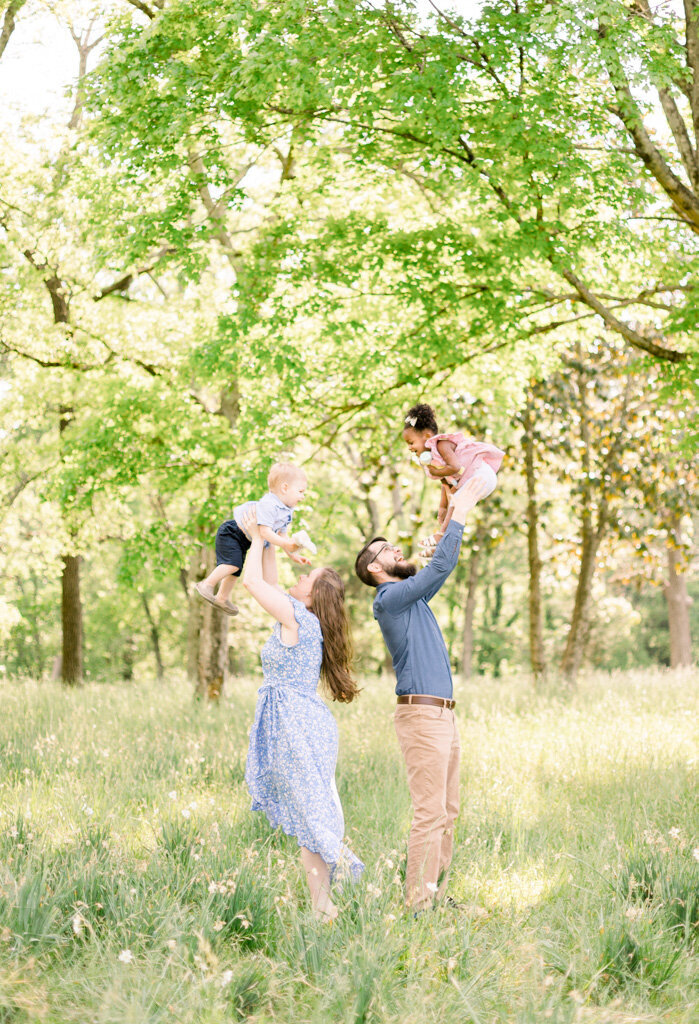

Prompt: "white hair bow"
[405,416,417,427]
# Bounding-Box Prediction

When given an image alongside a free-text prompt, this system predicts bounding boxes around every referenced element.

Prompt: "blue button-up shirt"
[373,520,464,698]
[234,492,294,547]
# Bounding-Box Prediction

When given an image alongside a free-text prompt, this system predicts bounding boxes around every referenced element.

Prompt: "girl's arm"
[241,514,298,633]
[427,440,464,480]
[437,482,450,526]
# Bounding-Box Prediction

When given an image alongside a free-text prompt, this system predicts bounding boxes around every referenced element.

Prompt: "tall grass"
[0,667,696,1022]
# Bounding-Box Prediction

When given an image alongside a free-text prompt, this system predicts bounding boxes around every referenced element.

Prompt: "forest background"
[1,0,697,695]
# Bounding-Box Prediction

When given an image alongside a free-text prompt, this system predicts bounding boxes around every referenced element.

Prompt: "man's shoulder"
[373,579,410,614]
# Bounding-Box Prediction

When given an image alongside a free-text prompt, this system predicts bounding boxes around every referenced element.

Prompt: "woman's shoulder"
[288,596,321,633]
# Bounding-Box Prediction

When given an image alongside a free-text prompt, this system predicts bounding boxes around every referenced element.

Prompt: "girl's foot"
[418,533,443,556]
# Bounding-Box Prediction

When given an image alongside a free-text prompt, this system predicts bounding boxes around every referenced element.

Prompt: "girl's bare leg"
[300,848,337,922]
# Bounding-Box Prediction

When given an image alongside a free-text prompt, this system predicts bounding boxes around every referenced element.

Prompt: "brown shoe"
[213,599,239,616]
[195,581,216,605]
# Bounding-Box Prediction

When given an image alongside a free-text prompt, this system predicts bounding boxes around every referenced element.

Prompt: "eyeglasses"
[370,542,396,563]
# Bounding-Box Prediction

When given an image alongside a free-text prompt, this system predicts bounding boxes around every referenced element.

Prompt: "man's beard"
[391,561,417,579]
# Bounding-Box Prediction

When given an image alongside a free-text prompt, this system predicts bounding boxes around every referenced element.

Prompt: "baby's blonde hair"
[267,462,306,492]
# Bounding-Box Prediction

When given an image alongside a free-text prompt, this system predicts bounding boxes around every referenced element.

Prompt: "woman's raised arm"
[241,512,298,631]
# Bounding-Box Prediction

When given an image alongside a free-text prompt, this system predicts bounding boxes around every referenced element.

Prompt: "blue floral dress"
[245,596,364,882]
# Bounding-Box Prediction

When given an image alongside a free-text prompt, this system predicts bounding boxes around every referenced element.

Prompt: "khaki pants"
[394,703,461,910]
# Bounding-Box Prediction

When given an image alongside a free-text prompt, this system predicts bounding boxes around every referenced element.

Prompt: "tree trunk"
[560,525,600,682]
[122,636,136,681]
[141,594,165,680]
[664,513,693,667]
[59,401,83,686]
[521,388,546,679]
[61,553,82,685]
[461,523,485,680]
[188,546,229,701]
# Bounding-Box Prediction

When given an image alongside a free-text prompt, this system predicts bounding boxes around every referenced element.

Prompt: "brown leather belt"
[397,694,456,710]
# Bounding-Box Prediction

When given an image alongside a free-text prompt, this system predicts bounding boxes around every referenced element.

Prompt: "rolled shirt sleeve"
[372,520,465,697]
[373,521,464,616]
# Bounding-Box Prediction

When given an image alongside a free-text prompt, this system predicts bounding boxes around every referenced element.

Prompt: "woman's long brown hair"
[310,568,360,704]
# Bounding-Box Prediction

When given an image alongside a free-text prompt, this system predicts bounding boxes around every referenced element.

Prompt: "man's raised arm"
[374,477,487,614]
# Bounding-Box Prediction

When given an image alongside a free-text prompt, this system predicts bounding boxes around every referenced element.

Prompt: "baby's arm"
[259,526,311,565]
[259,525,297,552]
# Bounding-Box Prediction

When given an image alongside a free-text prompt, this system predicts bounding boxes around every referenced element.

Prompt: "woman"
[241,512,363,921]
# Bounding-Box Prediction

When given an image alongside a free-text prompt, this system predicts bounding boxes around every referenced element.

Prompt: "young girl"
[402,403,504,551]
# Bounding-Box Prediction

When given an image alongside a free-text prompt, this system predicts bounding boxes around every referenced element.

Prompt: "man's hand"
[449,476,488,524]
[288,549,312,566]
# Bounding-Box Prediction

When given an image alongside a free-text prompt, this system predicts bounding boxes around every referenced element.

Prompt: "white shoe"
[291,529,317,554]
[418,534,441,556]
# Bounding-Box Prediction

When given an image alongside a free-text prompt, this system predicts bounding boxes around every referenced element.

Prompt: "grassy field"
[0,667,697,1023]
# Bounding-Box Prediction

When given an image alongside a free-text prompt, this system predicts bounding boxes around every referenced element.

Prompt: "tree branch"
[684,0,699,147]
[0,0,24,61]
[556,264,687,362]
[123,0,156,19]
[598,21,699,232]
[93,246,176,301]
[0,335,114,372]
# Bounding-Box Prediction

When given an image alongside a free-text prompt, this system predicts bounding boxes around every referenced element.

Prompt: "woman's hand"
[241,509,262,540]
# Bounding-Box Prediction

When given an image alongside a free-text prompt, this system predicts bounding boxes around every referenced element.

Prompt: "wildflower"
[213,920,226,932]
[181,809,191,819]
[693,848,699,863]
[118,949,134,964]
[425,881,438,893]
[168,791,177,800]
[366,883,382,898]
[220,970,234,987]
[72,913,84,936]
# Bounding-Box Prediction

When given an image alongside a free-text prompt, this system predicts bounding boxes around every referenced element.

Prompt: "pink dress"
[424,432,504,491]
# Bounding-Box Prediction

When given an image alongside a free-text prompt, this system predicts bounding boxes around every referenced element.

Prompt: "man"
[354,476,486,912]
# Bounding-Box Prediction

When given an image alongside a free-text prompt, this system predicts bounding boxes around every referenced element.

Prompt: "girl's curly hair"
[404,403,438,434]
